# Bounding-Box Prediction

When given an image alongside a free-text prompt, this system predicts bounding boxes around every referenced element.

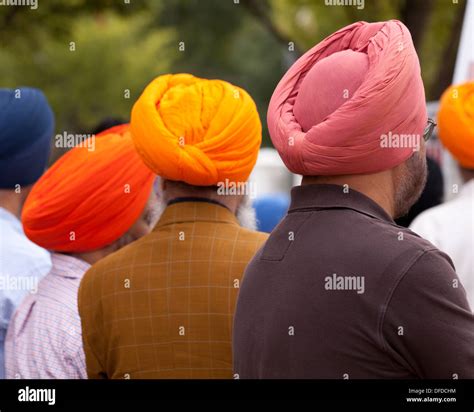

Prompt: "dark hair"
[91,117,127,135]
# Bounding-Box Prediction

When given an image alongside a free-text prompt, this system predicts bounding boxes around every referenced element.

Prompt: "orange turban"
[437,82,474,169]
[130,73,262,186]
[22,124,155,252]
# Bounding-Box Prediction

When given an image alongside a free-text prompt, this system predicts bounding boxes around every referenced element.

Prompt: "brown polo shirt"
[233,184,474,379]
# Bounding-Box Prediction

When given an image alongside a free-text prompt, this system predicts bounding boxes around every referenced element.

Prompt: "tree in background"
[0,7,173,147]
[257,0,466,100]
[0,0,467,148]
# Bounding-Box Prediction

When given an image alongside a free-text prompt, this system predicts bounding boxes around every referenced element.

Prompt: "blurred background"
[0,0,468,146]
[1,0,472,230]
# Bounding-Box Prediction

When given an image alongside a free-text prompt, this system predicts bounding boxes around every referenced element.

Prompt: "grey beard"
[394,152,428,219]
[146,197,166,228]
[236,195,258,231]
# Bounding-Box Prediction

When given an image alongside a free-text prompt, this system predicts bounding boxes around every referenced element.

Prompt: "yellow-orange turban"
[437,82,474,169]
[22,125,155,252]
[130,74,262,186]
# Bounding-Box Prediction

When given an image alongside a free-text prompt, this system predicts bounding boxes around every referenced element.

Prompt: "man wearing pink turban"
[233,21,474,378]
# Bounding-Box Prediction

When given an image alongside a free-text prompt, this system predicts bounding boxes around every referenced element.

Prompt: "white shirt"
[410,180,474,308]
[0,207,51,378]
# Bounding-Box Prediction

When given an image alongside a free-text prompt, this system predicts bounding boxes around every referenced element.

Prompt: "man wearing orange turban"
[411,82,474,307]
[5,125,157,379]
[233,21,474,379]
[78,74,267,379]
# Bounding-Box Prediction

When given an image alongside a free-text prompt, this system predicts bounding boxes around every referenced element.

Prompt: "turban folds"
[0,87,54,188]
[22,125,155,252]
[437,82,474,169]
[267,20,427,176]
[131,74,262,186]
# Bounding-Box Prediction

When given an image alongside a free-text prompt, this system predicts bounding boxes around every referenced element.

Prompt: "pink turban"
[267,20,427,176]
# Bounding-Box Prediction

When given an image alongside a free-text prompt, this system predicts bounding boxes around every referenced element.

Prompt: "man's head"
[268,20,428,217]
[130,73,262,228]
[0,87,55,215]
[22,124,156,263]
[437,82,474,182]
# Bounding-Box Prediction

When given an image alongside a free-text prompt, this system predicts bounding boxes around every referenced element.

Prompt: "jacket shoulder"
[236,227,269,243]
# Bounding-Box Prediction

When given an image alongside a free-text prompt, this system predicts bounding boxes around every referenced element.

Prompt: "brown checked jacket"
[78,200,268,379]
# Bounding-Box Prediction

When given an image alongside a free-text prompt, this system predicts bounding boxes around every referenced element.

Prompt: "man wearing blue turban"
[0,87,54,378]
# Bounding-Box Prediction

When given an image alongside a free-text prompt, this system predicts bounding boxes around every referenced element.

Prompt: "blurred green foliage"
[0,9,173,135]
[0,0,466,148]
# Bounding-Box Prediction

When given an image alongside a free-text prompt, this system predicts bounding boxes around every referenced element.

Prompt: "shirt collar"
[49,253,91,279]
[153,200,239,230]
[289,184,395,224]
[167,197,231,212]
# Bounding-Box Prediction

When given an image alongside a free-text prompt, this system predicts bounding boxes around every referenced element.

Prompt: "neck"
[302,174,395,217]
[0,189,26,219]
[70,246,115,265]
[161,179,245,214]
[165,192,242,214]
[460,167,474,184]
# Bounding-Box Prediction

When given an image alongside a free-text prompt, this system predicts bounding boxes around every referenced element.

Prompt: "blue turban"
[253,193,290,233]
[0,87,54,189]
